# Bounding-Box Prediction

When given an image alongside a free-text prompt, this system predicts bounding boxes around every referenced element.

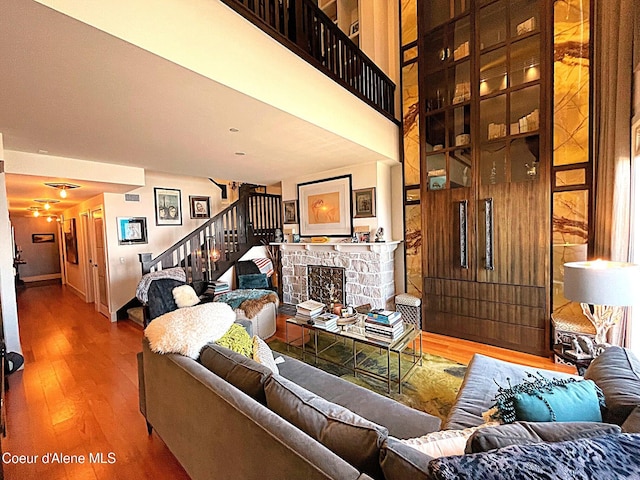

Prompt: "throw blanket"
[252,258,274,277]
[136,267,186,304]
[215,289,279,319]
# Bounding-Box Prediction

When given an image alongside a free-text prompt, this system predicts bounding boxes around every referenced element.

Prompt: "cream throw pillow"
[172,284,200,308]
[253,336,279,374]
[400,424,496,458]
[145,302,235,358]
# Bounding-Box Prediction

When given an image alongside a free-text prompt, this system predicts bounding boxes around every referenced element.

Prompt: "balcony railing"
[221,0,396,120]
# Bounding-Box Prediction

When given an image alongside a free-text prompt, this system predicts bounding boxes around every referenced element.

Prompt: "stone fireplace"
[277,241,401,309]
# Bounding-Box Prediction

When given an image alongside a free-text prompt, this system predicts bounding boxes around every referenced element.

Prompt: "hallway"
[3,283,189,479]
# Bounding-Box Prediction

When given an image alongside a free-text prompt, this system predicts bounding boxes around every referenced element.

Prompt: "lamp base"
[579,303,623,345]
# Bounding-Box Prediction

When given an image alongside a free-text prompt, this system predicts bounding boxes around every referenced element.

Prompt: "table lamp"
[563,260,640,345]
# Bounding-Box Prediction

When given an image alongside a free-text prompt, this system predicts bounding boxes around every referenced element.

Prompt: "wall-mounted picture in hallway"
[64,218,78,264]
[32,233,55,243]
[189,196,211,219]
[155,188,182,226]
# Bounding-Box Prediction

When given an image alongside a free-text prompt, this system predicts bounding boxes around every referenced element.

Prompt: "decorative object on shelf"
[297,175,353,237]
[274,228,283,243]
[63,218,78,264]
[563,260,640,345]
[117,217,148,245]
[353,187,376,218]
[32,233,55,243]
[154,187,182,226]
[189,196,211,219]
[283,200,298,224]
[375,227,384,243]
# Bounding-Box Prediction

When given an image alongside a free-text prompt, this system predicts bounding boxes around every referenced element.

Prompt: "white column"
[0,134,23,354]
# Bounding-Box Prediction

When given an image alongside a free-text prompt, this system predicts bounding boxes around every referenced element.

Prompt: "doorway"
[90,208,110,318]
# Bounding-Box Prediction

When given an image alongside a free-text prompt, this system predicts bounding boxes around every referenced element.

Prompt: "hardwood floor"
[5,284,573,479]
[4,283,189,480]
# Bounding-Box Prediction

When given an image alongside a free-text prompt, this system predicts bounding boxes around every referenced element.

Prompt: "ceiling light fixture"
[45,182,80,199]
[34,198,60,210]
[229,128,239,132]
[235,152,245,156]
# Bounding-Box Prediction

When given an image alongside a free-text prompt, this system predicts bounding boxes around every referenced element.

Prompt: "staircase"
[138,184,282,286]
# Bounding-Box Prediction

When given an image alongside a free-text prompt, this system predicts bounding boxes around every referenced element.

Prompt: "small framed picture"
[32,233,55,243]
[154,188,182,226]
[357,232,370,243]
[190,196,211,219]
[353,187,376,218]
[117,217,148,245]
[283,200,299,224]
[349,20,359,36]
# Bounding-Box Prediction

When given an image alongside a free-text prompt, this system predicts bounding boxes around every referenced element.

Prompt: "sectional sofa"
[138,339,640,480]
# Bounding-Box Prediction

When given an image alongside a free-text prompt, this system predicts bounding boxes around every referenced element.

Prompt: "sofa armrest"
[444,354,578,430]
[137,351,146,419]
[379,437,434,480]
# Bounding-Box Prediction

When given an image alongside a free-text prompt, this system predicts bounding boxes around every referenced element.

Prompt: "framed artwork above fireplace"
[297,175,353,237]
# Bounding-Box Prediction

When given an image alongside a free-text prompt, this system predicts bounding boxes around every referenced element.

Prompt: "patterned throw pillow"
[491,372,605,424]
[253,336,279,374]
[215,323,253,357]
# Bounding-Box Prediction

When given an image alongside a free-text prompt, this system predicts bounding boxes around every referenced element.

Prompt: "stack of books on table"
[295,299,326,321]
[204,280,230,297]
[311,312,339,330]
[365,310,404,342]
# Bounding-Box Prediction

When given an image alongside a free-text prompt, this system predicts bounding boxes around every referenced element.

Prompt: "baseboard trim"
[23,273,62,282]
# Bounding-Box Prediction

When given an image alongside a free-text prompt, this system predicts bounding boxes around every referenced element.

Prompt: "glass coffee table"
[285,314,422,393]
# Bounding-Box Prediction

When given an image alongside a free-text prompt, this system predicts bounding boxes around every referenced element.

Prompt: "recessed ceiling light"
[229,128,239,132]
[38,149,49,154]
[235,152,245,156]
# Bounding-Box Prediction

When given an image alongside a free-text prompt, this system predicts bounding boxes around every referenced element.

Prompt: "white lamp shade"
[564,260,640,306]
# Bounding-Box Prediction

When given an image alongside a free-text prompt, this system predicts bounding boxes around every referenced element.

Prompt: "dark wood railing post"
[139,253,152,275]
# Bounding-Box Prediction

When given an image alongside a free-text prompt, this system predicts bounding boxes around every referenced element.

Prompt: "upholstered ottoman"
[235,301,277,339]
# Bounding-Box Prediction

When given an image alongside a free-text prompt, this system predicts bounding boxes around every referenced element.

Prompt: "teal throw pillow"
[492,372,605,424]
[238,273,269,289]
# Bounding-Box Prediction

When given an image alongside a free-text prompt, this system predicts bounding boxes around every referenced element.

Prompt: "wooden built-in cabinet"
[419,0,551,356]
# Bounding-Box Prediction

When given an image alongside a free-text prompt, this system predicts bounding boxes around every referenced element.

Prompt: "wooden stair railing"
[138,185,282,285]
[220,0,396,121]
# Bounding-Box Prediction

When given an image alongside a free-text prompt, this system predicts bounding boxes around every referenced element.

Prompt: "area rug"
[269,333,466,421]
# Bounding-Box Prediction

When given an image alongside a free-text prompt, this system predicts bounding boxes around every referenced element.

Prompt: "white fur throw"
[145,302,235,358]
[172,284,200,308]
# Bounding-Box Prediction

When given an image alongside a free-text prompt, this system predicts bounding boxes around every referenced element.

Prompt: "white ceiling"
[0,0,394,215]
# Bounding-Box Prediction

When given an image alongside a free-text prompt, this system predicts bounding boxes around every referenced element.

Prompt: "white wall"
[37,0,400,159]
[10,216,61,281]
[281,162,393,240]
[0,135,23,354]
[103,171,224,314]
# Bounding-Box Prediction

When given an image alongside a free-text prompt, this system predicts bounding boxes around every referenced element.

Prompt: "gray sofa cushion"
[429,433,640,480]
[379,437,434,480]
[466,421,622,453]
[277,354,441,438]
[265,374,388,480]
[199,343,272,404]
[584,346,640,425]
[622,406,640,433]
[443,354,578,430]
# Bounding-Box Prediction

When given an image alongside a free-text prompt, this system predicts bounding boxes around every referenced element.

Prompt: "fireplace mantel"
[274,241,402,309]
[272,240,401,254]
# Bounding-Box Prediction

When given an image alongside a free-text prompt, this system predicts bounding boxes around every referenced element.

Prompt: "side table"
[552,344,593,376]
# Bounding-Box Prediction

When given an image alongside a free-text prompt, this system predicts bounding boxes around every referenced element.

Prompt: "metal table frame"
[285,316,423,393]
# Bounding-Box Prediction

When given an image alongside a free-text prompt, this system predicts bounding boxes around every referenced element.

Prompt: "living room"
[1,0,640,478]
